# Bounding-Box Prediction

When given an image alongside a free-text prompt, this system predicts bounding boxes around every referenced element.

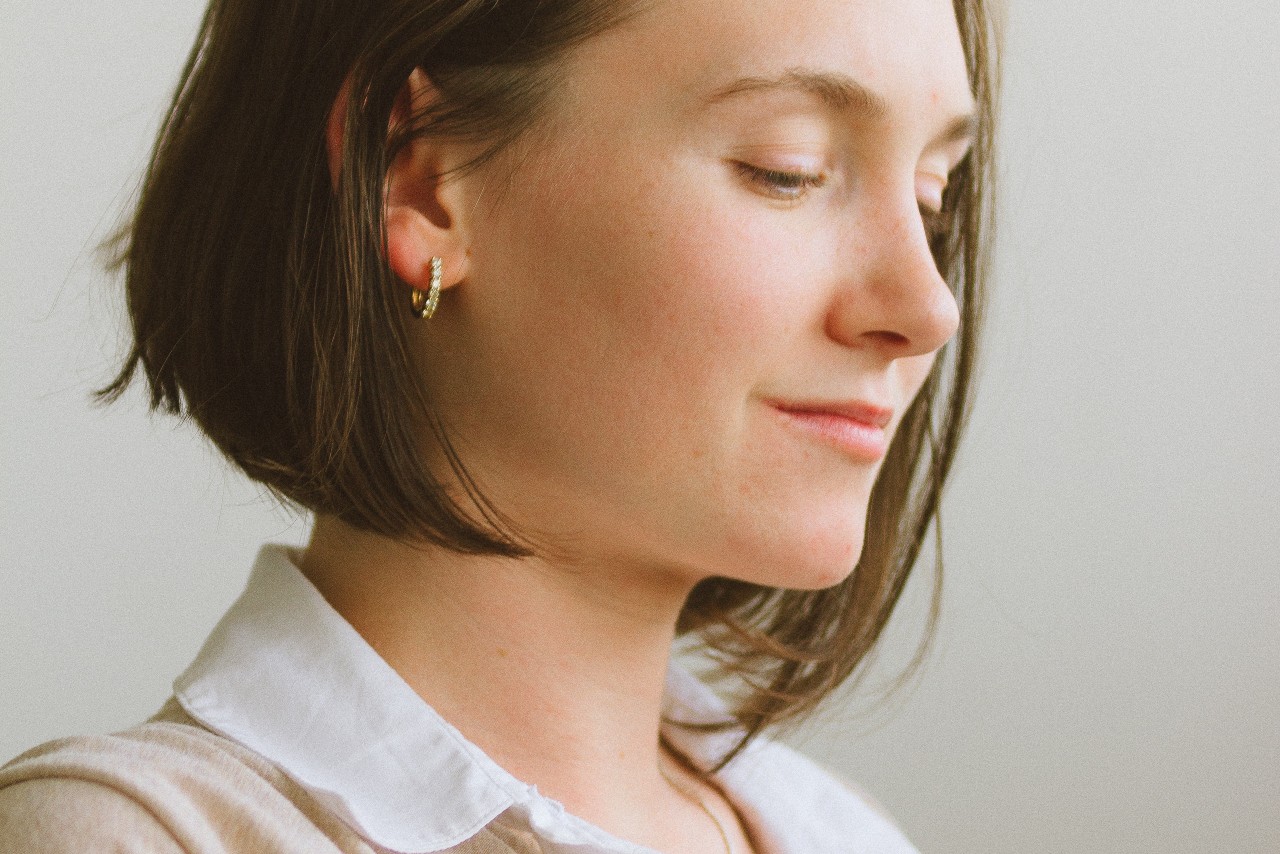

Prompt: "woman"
[0,0,998,850]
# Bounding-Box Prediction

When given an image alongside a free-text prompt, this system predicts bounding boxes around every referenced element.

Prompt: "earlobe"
[386,205,446,293]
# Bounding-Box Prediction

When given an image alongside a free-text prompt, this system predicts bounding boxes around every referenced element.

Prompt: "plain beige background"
[2,2,1277,852]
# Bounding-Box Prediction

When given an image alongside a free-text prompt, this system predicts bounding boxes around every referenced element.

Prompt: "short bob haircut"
[101,0,1001,768]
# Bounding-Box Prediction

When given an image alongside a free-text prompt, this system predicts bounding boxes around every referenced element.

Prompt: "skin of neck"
[295,515,708,844]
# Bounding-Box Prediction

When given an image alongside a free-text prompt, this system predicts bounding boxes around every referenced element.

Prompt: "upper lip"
[770,399,895,429]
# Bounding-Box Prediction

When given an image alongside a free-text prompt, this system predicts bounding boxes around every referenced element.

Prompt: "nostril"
[864,330,911,351]
[880,330,911,347]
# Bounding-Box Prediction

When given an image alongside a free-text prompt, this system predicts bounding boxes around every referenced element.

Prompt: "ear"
[325,68,475,304]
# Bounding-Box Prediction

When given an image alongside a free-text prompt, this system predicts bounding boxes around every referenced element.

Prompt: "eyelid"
[733,161,828,201]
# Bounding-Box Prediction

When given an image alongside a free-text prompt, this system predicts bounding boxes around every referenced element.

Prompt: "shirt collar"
[174,544,754,853]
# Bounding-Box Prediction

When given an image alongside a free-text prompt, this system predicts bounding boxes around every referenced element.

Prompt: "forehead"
[566,0,975,131]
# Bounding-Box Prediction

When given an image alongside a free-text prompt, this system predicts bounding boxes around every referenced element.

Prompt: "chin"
[724,528,867,592]
[773,556,862,592]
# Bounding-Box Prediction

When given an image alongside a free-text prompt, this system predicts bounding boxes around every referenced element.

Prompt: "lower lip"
[770,407,889,462]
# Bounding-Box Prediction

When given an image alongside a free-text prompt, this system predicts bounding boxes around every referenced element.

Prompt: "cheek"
[517,159,783,429]
[457,153,780,499]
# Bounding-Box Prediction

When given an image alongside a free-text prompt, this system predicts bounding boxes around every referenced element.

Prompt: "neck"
[296,516,698,832]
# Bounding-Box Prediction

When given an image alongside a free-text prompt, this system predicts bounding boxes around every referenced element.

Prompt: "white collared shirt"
[172,544,920,854]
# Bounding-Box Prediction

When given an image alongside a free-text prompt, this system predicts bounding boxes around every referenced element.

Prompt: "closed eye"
[733,162,826,202]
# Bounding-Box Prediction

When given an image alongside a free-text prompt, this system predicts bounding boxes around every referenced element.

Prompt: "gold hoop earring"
[410,256,442,320]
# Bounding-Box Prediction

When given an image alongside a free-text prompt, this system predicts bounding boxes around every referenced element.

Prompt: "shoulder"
[0,700,367,853]
[0,775,184,853]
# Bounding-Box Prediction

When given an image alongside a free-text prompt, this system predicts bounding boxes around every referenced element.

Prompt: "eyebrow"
[701,68,978,147]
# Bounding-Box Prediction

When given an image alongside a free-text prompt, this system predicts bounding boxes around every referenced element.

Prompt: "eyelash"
[736,161,955,241]
[734,162,826,201]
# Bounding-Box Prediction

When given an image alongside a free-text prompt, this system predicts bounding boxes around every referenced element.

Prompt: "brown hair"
[100,0,1001,769]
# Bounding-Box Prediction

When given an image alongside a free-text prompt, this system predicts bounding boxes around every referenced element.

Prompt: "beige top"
[0,699,536,852]
[0,545,919,853]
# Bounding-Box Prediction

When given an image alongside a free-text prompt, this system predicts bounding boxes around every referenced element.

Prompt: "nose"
[825,195,961,360]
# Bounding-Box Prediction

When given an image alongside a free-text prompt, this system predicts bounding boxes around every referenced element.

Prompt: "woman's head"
[103,0,1000,757]
[384,0,975,597]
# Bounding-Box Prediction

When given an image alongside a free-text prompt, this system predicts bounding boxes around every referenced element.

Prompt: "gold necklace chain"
[658,762,734,854]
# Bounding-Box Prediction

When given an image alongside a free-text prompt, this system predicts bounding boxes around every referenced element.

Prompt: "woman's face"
[421,0,975,590]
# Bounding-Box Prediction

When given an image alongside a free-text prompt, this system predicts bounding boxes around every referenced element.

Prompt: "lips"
[767,398,895,462]
[770,400,894,429]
